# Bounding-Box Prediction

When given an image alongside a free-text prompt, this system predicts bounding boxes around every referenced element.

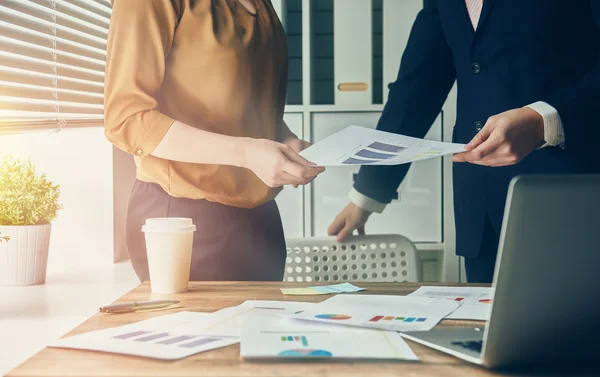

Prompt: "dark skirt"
[126,180,286,282]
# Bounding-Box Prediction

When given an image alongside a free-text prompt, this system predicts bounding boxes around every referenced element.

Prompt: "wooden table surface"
[6,282,593,377]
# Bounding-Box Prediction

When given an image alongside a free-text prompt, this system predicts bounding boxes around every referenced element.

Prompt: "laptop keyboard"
[451,340,483,353]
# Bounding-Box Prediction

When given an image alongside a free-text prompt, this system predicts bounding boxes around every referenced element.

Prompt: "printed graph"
[355,149,396,160]
[281,335,309,347]
[368,142,407,154]
[315,314,352,320]
[369,316,427,323]
[113,330,222,349]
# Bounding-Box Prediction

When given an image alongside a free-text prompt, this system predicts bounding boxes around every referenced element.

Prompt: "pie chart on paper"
[315,314,352,320]
[478,299,493,304]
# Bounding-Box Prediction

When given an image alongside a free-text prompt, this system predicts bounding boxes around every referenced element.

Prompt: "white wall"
[0,128,114,273]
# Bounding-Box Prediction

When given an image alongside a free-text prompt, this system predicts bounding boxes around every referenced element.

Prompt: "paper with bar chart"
[287,294,460,332]
[408,286,494,321]
[49,312,238,360]
[299,125,466,167]
[240,316,418,360]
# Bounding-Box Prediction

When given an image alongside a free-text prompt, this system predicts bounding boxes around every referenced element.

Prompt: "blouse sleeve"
[104,0,182,157]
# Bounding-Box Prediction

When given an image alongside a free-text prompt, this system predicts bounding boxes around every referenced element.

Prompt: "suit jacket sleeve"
[543,0,600,172]
[353,0,456,204]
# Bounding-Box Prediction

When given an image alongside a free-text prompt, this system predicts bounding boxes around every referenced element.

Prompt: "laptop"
[400,175,600,369]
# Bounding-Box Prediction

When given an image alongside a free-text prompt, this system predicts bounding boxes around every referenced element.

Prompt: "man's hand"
[452,108,545,167]
[282,136,317,187]
[328,202,372,242]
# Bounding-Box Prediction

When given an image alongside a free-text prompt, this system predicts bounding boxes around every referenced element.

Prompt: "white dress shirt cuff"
[525,101,565,148]
[348,187,387,214]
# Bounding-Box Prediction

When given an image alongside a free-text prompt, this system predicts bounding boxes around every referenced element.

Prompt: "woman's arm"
[104,0,323,187]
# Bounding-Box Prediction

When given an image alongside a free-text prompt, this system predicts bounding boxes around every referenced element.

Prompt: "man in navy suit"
[329,0,600,283]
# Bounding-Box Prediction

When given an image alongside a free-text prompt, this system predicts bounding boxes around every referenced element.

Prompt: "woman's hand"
[239,138,325,188]
[282,136,319,187]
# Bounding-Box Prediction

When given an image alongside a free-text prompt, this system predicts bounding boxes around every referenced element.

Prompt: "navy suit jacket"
[353,0,600,258]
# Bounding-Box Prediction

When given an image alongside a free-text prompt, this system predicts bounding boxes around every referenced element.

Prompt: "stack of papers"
[408,286,494,321]
[281,283,365,296]
[300,125,465,167]
[241,316,418,361]
[287,294,460,332]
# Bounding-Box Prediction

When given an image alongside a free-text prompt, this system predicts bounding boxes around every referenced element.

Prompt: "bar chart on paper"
[113,330,225,348]
[50,313,239,360]
[240,317,419,361]
[369,316,428,323]
[288,294,460,332]
[281,335,310,347]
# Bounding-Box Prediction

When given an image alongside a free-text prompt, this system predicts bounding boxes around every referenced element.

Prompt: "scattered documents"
[408,286,494,321]
[240,316,418,361]
[300,125,465,166]
[49,301,316,359]
[50,312,237,360]
[287,294,460,332]
[281,283,365,296]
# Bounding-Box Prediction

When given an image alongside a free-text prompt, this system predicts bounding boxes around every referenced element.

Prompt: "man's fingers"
[328,215,346,236]
[465,117,496,150]
[336,225,354,243]
[453,138,498,163]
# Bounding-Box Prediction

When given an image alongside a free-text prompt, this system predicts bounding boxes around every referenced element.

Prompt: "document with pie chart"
[240,316,418,361]
[300,125,466,167]
[408,286,494,321]
[285,294,460,332]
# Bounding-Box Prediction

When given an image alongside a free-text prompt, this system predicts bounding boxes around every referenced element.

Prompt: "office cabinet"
[310,112,443,243]
[333,0,372,105]
[275,113,305,238]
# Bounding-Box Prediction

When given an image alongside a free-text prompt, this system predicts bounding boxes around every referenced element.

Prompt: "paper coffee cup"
[142,218,196,294]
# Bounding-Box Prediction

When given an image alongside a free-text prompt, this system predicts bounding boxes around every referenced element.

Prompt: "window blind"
[0,0,111,133]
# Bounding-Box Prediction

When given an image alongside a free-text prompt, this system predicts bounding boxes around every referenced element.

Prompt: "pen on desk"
[99,300,180,314]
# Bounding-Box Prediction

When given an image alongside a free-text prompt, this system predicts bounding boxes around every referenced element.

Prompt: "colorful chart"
[478,299,493,304]
[369,316,427,323]
[315,314,352,320]
[278,349,333,357]
[281,335,309,347]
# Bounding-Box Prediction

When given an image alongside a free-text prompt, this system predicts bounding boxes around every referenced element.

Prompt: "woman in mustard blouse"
[104,0,324,281]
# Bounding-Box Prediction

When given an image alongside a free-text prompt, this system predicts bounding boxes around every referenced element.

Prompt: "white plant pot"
[0,224,52,286]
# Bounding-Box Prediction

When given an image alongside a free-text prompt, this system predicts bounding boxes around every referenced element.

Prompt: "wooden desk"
[6,282,590,377]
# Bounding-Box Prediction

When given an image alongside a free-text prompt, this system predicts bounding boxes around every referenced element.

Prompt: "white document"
[287,294,460,332]
[300,125,466,166]
[408,286,494,321]
[191,300,316,337]
[240,316,418,361]
[49,312,238,360]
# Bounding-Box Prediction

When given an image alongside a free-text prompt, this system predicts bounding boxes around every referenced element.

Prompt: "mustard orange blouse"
[104,0,288,208]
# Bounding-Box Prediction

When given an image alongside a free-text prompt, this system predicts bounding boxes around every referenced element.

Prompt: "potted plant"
[0,156,61,285]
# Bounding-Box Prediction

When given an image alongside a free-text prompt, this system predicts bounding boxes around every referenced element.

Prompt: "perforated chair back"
[284,235,418,283]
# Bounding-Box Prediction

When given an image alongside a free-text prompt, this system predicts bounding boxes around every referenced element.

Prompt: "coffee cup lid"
[141,217,196,233]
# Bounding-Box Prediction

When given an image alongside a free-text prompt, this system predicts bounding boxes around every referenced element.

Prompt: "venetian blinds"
[0,0,111,133]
